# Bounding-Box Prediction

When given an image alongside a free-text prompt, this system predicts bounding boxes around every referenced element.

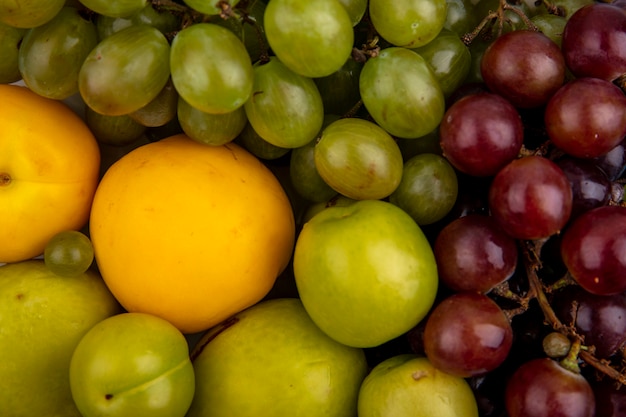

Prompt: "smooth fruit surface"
[187,298,368,417]
[89,134,295,333]
[293,199,438,348]
[0,84,100,263]
[0,260,120,417]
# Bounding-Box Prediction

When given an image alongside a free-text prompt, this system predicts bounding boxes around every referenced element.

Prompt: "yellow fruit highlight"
[0,84,100,264]
[90,134,296,333]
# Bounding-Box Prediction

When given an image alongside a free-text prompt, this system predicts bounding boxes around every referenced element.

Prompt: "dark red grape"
[562,3,626,82]
[488,155,573,240]
[592,379,626,417]
[505,358,595,417]
[560,205,626,295]
[595,139,626,181]
[439,92,524,177]
[556,156,612,220]
[553,285,626,358]
[545,77,626,159]
[480,29,565,108]
[433,214,518,293]
[423,292,513,378]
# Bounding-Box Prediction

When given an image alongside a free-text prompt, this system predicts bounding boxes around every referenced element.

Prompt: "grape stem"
[461,0,539,45]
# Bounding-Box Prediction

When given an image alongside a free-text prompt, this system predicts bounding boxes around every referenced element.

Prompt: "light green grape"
[95,3,181,40]
[130,79,178,127]
[183,0,240,15]
[44,230,95,277]
[178,96,247,146]
[0,0,64,28]
[0,22,26,83]
[78,0,148,18]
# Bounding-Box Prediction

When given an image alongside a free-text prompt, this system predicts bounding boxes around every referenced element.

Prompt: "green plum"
[70,312,195,417]
[293,199,439,347]
[0,260,121,417]
[358,354,480,417]
[186,298,368,417]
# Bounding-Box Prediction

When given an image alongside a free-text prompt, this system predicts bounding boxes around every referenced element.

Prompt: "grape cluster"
[2,0,626,416]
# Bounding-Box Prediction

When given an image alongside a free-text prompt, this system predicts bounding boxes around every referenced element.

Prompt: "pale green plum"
[293,199,439,348]
[69,312,195,417]
[0,260,121,417]
[358,354,480,417]
[186,298,369,417]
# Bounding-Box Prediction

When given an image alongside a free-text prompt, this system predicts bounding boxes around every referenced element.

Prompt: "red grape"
[488,155,573,240]
[439,92,524,177]
[481,30,566,108]
[560,205,626,295]
[556,156,612,220]
[505,358,595,417]
[423,292,513,378]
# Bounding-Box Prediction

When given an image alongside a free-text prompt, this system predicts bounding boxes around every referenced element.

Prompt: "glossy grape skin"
[410,28,471,98]
[264,0,354,78]
[545,77,626,159]
[505,358,595,417]
[0,0,64,28]
[314,118,404,200]
[556,156,612,220]
[595,139,626,181]
[244,57,324,149]
[183,0,240,15]
[236,122,290,160]
[85,106,147,146]
[592,379,626,417]
[313,58,363,117]
[488,156,573,240]
[562,3,626,82]
[560,205,626,296]
[130,79,178,128]
[337,0,367,26]
[19,7,98,100]
[423,292,513,378]
[433,214,518,293]
[0,22,26,83]
[211,0,267,63]
[360,47,445,139]
[44,230,95,277]
[170,23,253,115]
[389,153,458,225]
[439,92,524,177]
[531,13,567,47]
[480,30,565,108]
[95,3,181,40]
[79,24,170,116]
[78,0,147,18]
[369,0,447,48]
[178,97,247,147]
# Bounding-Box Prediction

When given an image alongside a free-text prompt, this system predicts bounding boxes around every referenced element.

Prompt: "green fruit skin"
[183,0,240,15]
[44,230,95,277]
[389,153,459,225]
[294,199,439,348]
[86,106,147,146]
[236,122,291,160]
[211,0,267,62]
[19,6,99,100]
[95,3,181,40]
[0,0,64,28]
[178,96,247,146]
[360,47,445,139]
[0,22,26,83]
[369,0,447,48]
[264,0,354,78]
[338,0,367,26]
[314,117,404,200]
[0,260,121,417]
[187,298,369,417]
[358,354,480,417]
[70,312,195,417]
[244,57,324,148]
[314,57,363,116]
[79,24,170,116]
[170,23,253,115]
[78,0,147,18]
[130,79,178,127]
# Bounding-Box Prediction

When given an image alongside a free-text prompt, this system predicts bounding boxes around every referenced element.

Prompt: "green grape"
[95,3,181,40]
[314,57,363,116]
[531,13,567,47]
[550,0,594,18]
[44,230,95,277]
[369,0,447,48]
[178,96,247,146]
[236,122,291,160]
[18,7,98,100]
[337,0,367,26]
[314,117,404,200]
[0,0,64,28]
[244,57,324,148]
[183,0,240,15]
[79,24,170,116]
[396,128,443,161]
[465,36,493,84]
[211,0,268,63]
[0,22,26,83]
[444,0,481,36]
[410,28,471,97]
[359,46,445,139]
[290,115,340,203]
[130,79,178,127]
[78,0,147,18]
[389,153,458,225]
[85,106,147,146]
[170,23,253,114]
[264,0,354,78]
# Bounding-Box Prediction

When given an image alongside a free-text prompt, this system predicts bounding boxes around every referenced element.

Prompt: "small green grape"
[44,230,95,277]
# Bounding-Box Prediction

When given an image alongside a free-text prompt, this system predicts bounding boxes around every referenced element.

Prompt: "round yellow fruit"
[89,134,296,333]
[0,84,100,264]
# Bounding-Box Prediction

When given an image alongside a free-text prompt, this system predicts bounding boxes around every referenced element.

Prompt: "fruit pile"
[1,0,625,416]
